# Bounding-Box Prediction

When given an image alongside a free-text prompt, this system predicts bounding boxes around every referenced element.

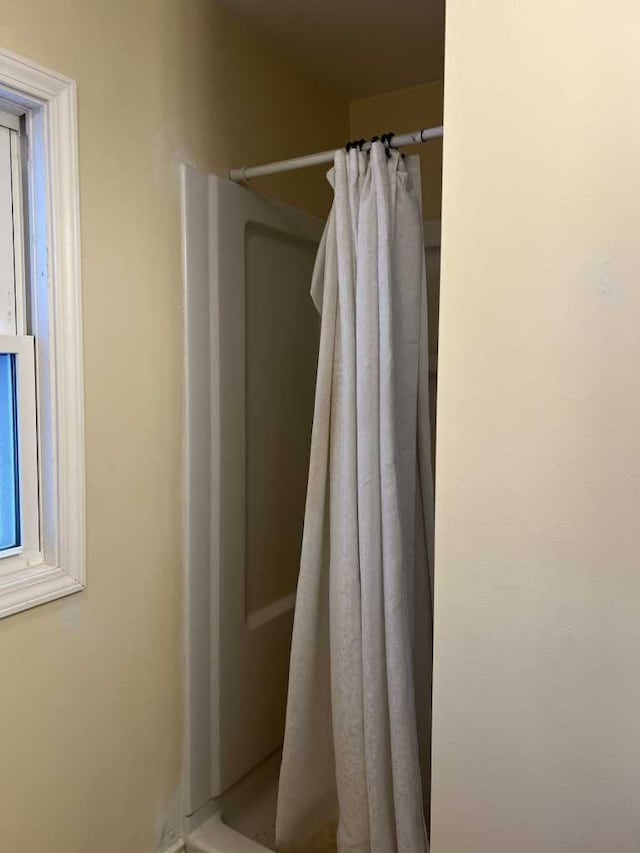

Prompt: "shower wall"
[245,223,319,619]
[183,169,324,819]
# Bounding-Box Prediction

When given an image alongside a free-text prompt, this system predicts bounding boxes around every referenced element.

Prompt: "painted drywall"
[431,2,640,851]
[349,80,443,220]
[0,2,347,851]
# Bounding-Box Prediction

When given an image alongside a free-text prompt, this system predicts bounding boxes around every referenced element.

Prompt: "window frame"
[0,47,85,618]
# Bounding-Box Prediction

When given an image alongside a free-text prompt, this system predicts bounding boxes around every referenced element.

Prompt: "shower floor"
[221,751,281,848]
[188,752,279,852]
[188,751,337,853]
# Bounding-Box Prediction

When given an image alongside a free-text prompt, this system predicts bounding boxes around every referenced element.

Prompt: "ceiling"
[217,0,445,100]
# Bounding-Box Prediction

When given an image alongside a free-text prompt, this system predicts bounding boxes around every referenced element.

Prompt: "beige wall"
[0,2,347,851]
[350,80,444,220]
[432,2,640,851]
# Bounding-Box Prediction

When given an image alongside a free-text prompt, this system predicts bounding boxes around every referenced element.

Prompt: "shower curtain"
[276,142,435,853]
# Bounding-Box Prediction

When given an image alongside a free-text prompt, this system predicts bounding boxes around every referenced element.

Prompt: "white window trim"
[0,47,85,618]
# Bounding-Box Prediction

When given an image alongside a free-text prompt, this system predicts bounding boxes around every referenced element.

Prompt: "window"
[0,353,19,552]
[0,49,85,618]
[0,338,38,565]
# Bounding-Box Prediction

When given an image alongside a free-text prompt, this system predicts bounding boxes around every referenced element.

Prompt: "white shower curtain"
[276,142,435,853]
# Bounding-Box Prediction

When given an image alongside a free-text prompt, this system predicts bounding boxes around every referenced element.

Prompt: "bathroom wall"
[350,80,444,220]
[432,2,640,851]
[0,1,347,850]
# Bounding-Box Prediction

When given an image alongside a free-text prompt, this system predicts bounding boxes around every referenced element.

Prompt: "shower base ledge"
[187,812,272,853]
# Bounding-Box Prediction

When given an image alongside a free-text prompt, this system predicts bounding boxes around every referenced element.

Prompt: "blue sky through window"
[0,354,20,552]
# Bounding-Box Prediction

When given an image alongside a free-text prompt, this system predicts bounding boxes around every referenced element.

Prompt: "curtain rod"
[228,125,443,183]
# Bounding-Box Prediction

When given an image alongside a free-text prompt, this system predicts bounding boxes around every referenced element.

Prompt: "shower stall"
[182,145,441,851]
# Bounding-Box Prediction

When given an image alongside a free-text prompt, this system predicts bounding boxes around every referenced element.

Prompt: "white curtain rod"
[228,125,443,183]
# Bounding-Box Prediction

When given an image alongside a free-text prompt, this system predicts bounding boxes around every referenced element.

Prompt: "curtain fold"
[276,143,434,853]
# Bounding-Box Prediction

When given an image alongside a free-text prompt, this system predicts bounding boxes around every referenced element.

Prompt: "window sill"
[0,562,84,619]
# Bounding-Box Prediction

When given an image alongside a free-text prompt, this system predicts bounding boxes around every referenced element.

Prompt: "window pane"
[0,353,19,552]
